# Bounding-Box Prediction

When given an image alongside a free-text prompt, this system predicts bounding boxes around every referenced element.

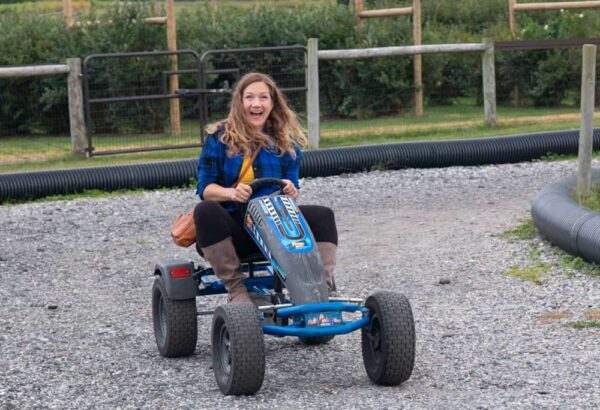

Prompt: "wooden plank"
[495,38,600,50]
[359,7,413,18]
[0,65,70,78]
[514,1,600,11]
[577,44,597,202]
[318,43,487,60]
[144,16,167,24]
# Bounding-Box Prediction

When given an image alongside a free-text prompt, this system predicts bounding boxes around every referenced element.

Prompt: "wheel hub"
[218,326,232,375]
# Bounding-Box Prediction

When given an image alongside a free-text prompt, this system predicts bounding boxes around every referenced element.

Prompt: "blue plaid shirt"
[197,128,302,213]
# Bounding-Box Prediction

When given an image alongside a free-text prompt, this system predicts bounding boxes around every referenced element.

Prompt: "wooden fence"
[509,0,600,31]
[306,38,497,149]
[354,0,423,117]
[0,59,87,157]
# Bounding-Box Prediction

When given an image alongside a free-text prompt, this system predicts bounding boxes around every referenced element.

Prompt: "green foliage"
[3,0,600,136]
[496,9,600,107]
[0,1,165,136]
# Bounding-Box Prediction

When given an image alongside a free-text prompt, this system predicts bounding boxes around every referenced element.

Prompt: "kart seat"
[240,252,268,264]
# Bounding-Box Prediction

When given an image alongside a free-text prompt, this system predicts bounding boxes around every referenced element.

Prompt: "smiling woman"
[191,72,339,303]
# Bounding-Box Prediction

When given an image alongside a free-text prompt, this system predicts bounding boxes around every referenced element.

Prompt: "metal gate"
[82,46,307,156]
[198,45,307,132]
[82,50,203,156]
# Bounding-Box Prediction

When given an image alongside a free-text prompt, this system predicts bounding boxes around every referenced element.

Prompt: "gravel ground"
[1,160,599,409]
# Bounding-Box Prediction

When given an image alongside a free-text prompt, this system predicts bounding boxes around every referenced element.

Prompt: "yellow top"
[238,156,255,185]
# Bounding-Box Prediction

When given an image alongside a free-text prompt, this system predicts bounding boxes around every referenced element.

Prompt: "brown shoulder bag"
[170,150,259,247]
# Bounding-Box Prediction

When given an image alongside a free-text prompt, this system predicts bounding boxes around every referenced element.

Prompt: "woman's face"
[242,81,273,129]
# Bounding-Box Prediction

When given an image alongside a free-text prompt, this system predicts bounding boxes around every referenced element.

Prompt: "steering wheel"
[248,178,287,196]
[238,178,288,218]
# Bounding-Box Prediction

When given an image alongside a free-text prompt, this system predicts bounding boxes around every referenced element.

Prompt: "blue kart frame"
[152,178,415,396]
[195,257,371,338]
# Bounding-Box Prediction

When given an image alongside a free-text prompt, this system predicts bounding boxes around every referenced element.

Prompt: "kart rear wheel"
[212,303,265,395]
[152,276,198,357]
[361,291,415,386]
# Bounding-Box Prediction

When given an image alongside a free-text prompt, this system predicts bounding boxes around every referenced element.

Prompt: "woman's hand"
[281,179,298,200]
[228,183,253,203]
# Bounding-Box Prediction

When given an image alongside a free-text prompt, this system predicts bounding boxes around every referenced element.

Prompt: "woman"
[194,72,338,302]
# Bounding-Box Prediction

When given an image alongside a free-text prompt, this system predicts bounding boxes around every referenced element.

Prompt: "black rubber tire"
[152,276,198,358]
[212,302,265,395]
[361,291,415,386]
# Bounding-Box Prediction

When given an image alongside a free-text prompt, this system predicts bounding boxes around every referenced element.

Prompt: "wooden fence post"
[307,38,320,149]
[413,0,423,117]
[355,0,364,29]
[508,0,517,32]
[67,58,86,157]
[166,0,181,136]
[577,44,597,203]
[63,0,74,28]
[482,39,497,127]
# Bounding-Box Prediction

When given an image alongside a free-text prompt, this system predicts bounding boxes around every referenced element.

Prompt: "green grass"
[573,184,600,213]
[500,218,600,279]
[2,104,596,173]
[560,255,600,277]
[565,320,600,329]
[500,219,538,241]
[505,263,548,284]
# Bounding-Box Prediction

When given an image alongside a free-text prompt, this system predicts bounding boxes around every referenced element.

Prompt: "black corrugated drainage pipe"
[532,170,600,264]
[1,128,599,203]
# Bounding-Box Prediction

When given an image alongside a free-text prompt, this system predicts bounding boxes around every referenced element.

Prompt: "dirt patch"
[539,310,573,323]
[584,309,600,320]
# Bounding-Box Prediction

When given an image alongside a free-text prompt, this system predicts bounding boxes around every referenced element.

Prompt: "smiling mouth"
[250,112,263,120]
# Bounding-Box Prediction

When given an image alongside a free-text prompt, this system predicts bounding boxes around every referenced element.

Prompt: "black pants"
[194,200,337,259]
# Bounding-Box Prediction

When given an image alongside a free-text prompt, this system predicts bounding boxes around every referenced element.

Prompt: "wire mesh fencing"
[0,74,72,170]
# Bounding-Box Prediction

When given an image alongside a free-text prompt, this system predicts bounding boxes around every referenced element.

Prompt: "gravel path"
[1,160,599,409]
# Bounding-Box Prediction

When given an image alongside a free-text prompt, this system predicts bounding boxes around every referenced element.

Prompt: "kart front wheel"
[361,291,415,386]
[212,303,265,395]
[152,275,198,357]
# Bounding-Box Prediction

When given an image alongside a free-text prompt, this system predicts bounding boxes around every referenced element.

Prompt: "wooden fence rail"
[509,0,600,31]
[0,60,86,157]
[307,39,497,149]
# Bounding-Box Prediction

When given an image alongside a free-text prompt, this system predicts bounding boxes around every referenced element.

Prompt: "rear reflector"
[170,267,191,279]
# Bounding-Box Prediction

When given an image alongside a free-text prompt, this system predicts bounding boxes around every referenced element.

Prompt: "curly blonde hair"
[207,72,307,157]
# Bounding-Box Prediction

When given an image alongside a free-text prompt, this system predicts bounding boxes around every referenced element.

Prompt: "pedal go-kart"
[152,178,416,395]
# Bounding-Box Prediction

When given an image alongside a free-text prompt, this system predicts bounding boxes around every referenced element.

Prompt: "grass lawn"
[1,103,597,174]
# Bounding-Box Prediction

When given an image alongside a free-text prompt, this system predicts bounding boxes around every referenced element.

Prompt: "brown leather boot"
[318,242,337,296]
[201,237,250,302]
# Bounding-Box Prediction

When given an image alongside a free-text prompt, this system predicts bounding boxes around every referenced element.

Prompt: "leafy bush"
[3,0,600,136]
